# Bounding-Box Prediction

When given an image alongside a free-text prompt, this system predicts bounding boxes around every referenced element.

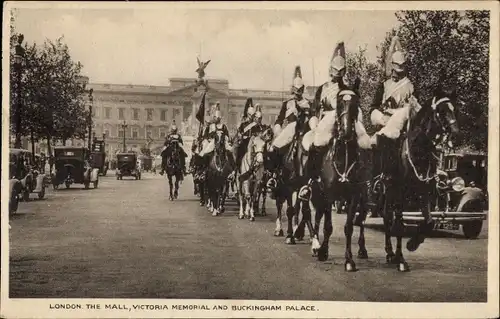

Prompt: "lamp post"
[88,88,94,151]
[121,120,128,152]
[13,34,25,148]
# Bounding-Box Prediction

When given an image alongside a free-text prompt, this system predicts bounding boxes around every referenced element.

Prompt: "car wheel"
[23,189,30,202]
[462,220,483,239]
[38,186,46,199]
[9,193,19,215]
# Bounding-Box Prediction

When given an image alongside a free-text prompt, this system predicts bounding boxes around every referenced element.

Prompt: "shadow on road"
[364,223,475,240]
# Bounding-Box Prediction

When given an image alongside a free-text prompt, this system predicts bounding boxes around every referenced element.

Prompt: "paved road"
[9,171,488,301]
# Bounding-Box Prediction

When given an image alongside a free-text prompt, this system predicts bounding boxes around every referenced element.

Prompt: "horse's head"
[429,85,460,146]
[260,125,274,144]
[336,78,361,142]
[249,135,266,165]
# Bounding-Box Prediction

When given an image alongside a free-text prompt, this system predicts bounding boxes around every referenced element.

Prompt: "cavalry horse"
[308,79,368,271]
[268,111,314,244]
[372,85,459,272]
[161,140,184,201]
[190,141,209,206]
[206,131,234,216]
[236,130,268,221]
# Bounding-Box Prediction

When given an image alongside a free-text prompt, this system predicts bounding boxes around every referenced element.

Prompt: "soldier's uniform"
[266,65,313,190]
[298,41,370,201]
[164,124,188,174]
[370,36,421,144]
[198,102,236,171]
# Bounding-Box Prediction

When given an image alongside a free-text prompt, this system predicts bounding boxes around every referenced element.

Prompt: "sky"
[13,6,400,91]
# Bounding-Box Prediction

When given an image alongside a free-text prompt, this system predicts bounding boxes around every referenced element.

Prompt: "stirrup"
[298,184,312,201]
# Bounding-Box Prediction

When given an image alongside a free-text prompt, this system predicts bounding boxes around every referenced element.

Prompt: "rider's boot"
[298,144,325,201]
[227,151,236,180]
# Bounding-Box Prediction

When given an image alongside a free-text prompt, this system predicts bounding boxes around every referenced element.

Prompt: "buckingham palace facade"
[36,77,316,157]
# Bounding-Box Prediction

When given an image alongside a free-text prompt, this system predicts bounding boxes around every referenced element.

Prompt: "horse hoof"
[199,202,204,206]
[285,237,296,245]
[250,217,255,222]
[312,248,318,257]
[212,210,218,216]
[295,237,304,242]
[398,262,410,272]
[406,236,425,252]
[238,215,244,220]
[220,207,225,214]
[386,254,396,264]
[317,248,328,261]
[261,210,267,216]
[274,230,284,237]
[357,249,369,259]
[345,261,357,272]
[169,196,174,201]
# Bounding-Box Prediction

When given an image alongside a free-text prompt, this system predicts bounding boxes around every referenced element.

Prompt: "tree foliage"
[392,10,490,151]
[10,12,90,150]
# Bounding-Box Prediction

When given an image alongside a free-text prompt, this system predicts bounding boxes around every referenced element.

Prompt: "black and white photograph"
[1,1,498,318]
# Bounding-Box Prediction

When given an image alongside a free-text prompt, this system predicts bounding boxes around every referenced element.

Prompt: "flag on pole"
[196,92,207,123]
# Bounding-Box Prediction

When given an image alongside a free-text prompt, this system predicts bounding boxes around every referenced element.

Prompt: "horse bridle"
[332,90,358,183]
[430,96,456,147]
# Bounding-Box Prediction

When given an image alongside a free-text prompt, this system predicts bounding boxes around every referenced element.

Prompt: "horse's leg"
[219,180,228,214]
[285,194,296,245]
[344,196,357,272]
[318,200,333,261]
[274,195,284,237]
[291,191,300,234]
[261,188,267,216]
[311,192,322,256]
[174,174,179,199]
[168,175,174,201]
[406,188,434,254]
[238,179,245,219]
[356,190,369,259]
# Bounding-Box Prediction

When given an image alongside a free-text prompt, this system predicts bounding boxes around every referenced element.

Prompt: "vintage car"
[52,147,99,189]
[9,148,48,202]
[402,152,488,239]
[116,152,141,180]
[90,139,109,176]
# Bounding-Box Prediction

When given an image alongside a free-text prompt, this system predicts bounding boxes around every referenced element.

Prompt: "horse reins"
[405,97,454,183]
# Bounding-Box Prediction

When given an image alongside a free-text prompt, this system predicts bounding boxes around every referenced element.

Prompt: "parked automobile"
[9,148,48,202]
[116,152,141,180]
[52,147,99,189]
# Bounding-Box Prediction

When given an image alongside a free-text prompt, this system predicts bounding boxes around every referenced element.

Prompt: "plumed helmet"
[170,120,177,132]
[254,103,262,119]
[386,36,407,76]
[244,98,255,117]
[330,41,346,76]
[213,102,222,119]
[291,66,305,94]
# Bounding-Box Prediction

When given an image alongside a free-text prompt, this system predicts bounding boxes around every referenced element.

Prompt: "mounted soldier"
[198,102,236,170]
[369,35,421,146]
[298,41,371,201]
[266,65,314,191]
[164,120,188,175]
[233,98,264,167]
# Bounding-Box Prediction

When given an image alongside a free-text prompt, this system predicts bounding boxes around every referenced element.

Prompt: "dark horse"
[309,79,368,271]
[161,140,184,201]
[372,85,459,272]
[206,132,234,216]
[268,110,314,244]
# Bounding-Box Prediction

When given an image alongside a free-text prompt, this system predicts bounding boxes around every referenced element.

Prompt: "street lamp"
[88,88,94,152]
[121,120,128,152]
[13,34,25,148]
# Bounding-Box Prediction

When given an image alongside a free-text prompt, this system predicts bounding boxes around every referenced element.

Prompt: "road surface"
[9,171,488,301]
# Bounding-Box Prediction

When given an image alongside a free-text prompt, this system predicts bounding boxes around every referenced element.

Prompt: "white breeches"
[375,107,410,139]
[272,122,296,148]
[301,109,371,150]
[199,138,232,156]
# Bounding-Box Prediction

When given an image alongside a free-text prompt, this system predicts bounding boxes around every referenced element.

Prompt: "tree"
[345,47,383,134]
[386,10,490,151]
[10,32,91,157]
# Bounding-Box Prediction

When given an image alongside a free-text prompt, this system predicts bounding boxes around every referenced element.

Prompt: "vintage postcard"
[1,1,499,318]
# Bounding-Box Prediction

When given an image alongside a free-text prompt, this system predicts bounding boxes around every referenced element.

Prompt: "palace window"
[160,130,166,138]
[161,110,167,122]
[133,108,139,120]
[105,107,111,119]
[119,108,125,120]
[147,109,153,121]
[104,129,110,138]
[132,129,138,139]
[118,130,124,138]
[146,129,152,139]
[173,108,181,122]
